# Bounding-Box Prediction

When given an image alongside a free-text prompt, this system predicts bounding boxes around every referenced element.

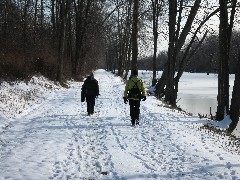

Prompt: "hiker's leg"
[91,96,96,114]
[135,100,140,124]
[129,100,135,125]
[86,96,91,115]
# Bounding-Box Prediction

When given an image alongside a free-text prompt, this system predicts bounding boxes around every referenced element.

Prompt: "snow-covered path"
[0,70,240,179]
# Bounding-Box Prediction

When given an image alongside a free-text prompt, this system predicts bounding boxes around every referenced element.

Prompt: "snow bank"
[207,115,232,130]
[0,75,62,132]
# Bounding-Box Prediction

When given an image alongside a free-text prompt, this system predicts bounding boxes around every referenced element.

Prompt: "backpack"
[128,80,141,99]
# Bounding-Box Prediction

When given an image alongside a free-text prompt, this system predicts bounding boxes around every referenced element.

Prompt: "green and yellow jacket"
[124,75,146,100]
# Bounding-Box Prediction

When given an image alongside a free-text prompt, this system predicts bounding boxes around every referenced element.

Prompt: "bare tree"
[116,0,133,77]
[0,0,108,81]
[229,52,240,133]
[2,0,8,52]
[216,0,237,120]
[155,0,202,107]
[56,0,67,84]
[165,0,177,105]
[131,0,139,71]
[151,0,163,86]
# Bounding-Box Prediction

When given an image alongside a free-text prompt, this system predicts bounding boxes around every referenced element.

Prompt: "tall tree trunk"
[79,0,92,76]
[165,0,177,106]
[151,0,162,86]
[155,62,168,98]
[120,0,133,77]
[51,0,56,44]
[131,0,139,71]
[229,53,240,133]
[216,0,229,120]
[34,0,39,45]
[40,0,44,29]
[22,0,30,76]
[228,0,238,132]
[57,0,66,84]
[117,0,124,77]
[124,0,133,79]
[3,0,8,52]
[66,1,73,68]
[74,0,91,77]
[73,0,84,77]
[155,0,201,106]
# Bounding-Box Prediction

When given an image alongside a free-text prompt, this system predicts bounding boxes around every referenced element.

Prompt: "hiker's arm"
[124,81,130,97]
[82,82,86,92]
[140,81,146,96]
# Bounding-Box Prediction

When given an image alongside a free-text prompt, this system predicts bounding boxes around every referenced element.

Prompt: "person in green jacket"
[123,69,146,126]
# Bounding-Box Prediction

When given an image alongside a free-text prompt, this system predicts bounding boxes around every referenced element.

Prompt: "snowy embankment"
[0,70,240,179]
[0,75,62,136]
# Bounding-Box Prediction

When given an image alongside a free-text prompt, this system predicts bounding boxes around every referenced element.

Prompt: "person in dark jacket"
[123,69,146,126]
[81,72,99,115]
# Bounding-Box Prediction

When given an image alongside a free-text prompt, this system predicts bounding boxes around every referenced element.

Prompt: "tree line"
[138,31,240,74]
[0,0,106,83]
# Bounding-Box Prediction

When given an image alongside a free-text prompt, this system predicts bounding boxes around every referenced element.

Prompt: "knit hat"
[132,69,138,76]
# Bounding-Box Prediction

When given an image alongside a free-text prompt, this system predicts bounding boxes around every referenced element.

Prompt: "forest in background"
[1,1,240,80]
[0,0,106,82]
[139,32,240,74]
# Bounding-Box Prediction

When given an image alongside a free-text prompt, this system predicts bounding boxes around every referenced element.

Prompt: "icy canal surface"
[0,70,240,179]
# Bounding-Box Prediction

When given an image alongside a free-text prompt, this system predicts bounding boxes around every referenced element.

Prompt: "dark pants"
[129,99,140,125]
[86,96,96,115]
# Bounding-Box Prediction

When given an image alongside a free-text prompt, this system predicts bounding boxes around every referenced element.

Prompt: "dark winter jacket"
[81,75,99,100]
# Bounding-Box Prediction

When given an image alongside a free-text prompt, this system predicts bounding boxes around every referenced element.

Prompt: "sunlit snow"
[0,70,239,179]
